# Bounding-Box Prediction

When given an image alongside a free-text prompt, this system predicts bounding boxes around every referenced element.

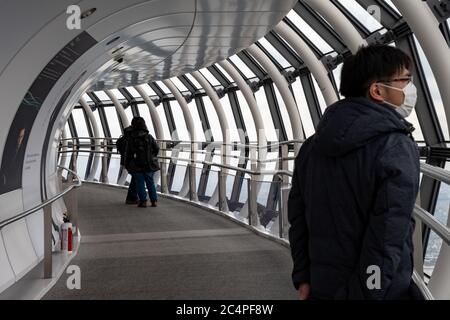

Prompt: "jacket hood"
[124,126,149,138]
[313,97,415,157]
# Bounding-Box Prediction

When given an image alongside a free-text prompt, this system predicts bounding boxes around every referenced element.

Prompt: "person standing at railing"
[117,127,138,205]
[288,45,423,300]
[117,117,159,208]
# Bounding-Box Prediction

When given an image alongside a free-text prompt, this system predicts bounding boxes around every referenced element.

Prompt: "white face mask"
[378,82,418,118]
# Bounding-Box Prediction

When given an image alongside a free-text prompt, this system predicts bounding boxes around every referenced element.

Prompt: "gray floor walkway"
[44,184,297,300]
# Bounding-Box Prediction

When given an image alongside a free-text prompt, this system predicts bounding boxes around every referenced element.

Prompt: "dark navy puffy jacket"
[288,97,421,300]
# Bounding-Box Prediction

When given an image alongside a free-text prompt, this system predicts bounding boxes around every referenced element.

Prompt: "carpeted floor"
[43,184,297,300]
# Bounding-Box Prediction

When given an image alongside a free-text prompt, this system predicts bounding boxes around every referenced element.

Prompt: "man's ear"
[368,83,384,102]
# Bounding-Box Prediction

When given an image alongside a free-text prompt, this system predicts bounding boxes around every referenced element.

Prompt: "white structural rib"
[58,127,69,170]
[104,89,130,185]
[104,90,130,128]
[218,59,267,156]
[134,85,166,140]
[79,96,101,181]
[274,20,339,107]
[392,0,450,139]
[246,44,304,151]
[303,0,367,54]
[162,79,197,143]
[163,79,198,201]
[192,70,231,210]
[191,71,231,166]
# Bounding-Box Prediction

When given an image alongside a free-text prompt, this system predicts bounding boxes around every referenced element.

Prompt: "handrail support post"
[160,141,168,194]
[43,204,53,279]
[248,147,258,227]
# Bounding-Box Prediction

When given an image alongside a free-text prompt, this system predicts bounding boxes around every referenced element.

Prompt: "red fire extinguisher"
[61,221,73,253]
[67,226,73,252]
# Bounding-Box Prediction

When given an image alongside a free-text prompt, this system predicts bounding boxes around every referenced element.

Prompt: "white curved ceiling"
[87,0,297,90]
[0,0,296,92]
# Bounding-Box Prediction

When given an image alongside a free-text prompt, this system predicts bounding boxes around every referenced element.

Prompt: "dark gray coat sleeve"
[150,135,159,156]
[352,135,420,299]
[288,143,311,290]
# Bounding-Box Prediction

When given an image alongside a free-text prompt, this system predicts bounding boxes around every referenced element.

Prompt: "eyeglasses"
[378,76,413,84]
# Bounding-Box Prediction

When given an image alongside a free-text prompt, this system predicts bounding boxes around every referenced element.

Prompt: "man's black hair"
[131,116,147,130]
[340,45,413,98]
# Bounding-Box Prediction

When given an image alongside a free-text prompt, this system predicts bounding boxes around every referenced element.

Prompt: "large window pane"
[292,79,316,138]
[92,109,105,138]
[82,93,93,102]
[170,101,190,140]
[312,76,328,113]
[156,104,171,140]
[214,64,234,83]
[185,74,202,89]
[254,89,279,141]
[188,100,205,142]
[333,63,344,98]
[409,109,424,142]
[72,109,90,138]
[199,68,221,87]
[424,162,450,275]
[273,86,293,140]
[64,123,72,138]
[286,11,333,54]
[137,103,156,137]
[221,95,241,142]
[202,96,222,141]
[110,89,125,100]
[103,107,122,138]
[124,106,133,124]
[170,77,189,92]
[236,91,257,142]
[155,81,171,94]
[131,83,156,98]
[171,165,187,193]
[335,0,383,33]
[258,38,291,69]
[384,0,401,15]
[93,90,110,102]
[127,86,147,98]
[229,55,257,79]
[413,36,449,140]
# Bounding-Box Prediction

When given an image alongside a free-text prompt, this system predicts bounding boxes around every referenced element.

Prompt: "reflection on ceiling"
[90,0,297,91]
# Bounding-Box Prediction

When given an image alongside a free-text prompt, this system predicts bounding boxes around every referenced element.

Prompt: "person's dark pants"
[128,172,158,202]
[132,173,148,202]
[145,171,158,202]
[126,176,138,201]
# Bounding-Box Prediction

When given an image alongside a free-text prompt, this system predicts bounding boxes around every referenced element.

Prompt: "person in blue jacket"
[117,117,160,208]
[288,45,423,300]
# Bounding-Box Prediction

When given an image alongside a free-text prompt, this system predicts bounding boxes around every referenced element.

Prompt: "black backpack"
[116,134,128,157]
[116,134,131,166]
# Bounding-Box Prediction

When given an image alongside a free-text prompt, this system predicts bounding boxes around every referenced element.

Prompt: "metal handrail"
[58,150,118,155]
[60,138,305,149]
[0,166,82,229]
[63,150,293,178]
[58,148,297,164]
[412,270,434,300]
[414,206,450,245]
[420,162,450,185]
[156,155,293,176]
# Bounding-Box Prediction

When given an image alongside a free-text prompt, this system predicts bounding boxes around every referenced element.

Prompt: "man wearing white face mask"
[376,74,418,118]
[289,45,423,300]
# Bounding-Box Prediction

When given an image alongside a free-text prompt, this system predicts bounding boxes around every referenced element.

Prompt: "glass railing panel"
[76,154,89,180]
[255,179,281,236]
[170,164,187,194]
[424,178,450,277]
[107,155,121,184]
[225,173,246,218]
